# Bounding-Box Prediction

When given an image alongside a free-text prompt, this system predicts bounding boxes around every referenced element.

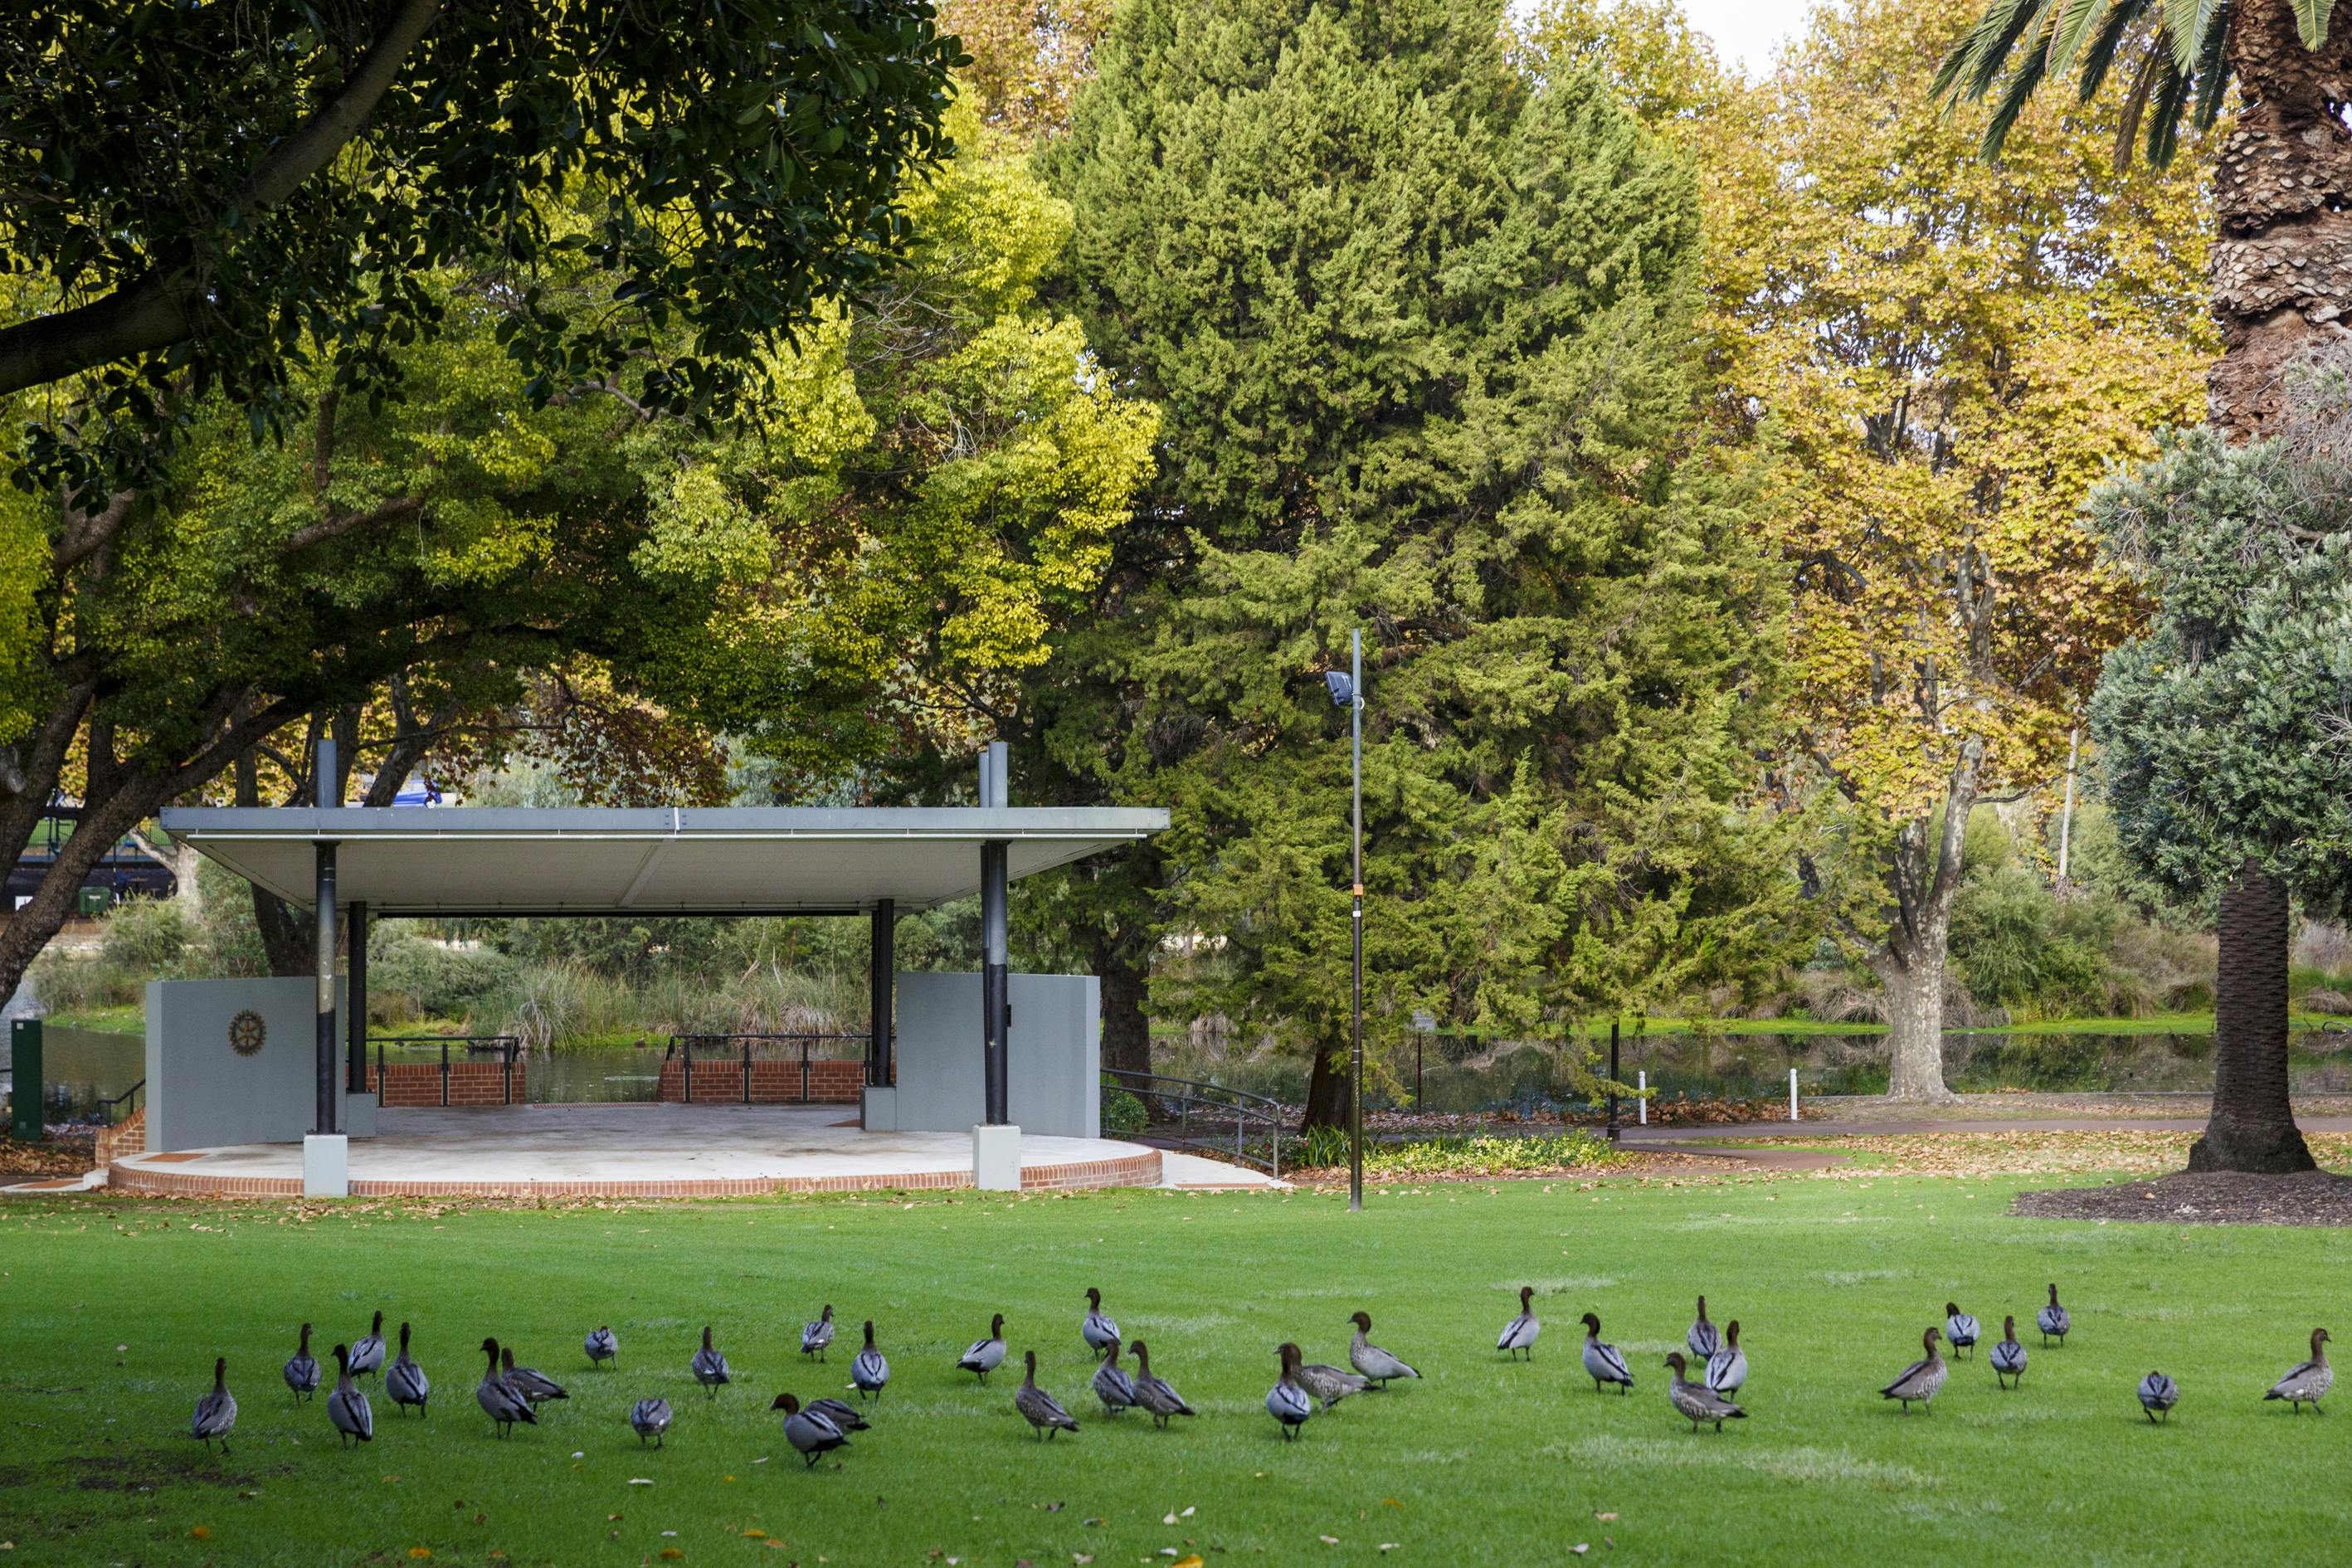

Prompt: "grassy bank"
[6,1171,2352,1565]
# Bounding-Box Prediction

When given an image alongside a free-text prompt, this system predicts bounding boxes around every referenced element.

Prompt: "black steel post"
[981,840,1010,1125]
[313,840,338,1134]
[346,901,368,1093]
[1606,1020,1621,1142]
[869,899,895,1087]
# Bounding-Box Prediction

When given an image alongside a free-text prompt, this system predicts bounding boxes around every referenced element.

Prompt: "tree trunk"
[1874,947,1953,1102]
[1094,933,1152,1077]
[1301,1041,1351,1132]
[1859,742,1980,1103]
[2209,0,2352,436]
[2189,861,2316,1172]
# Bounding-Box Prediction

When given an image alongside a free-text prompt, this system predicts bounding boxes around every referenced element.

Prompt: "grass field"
[5,1171,2351,1566]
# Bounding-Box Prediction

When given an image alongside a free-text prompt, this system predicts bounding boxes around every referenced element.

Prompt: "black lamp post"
[1324,630,1365,1212]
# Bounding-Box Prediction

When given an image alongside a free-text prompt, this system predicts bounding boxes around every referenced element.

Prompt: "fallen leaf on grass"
[188,1527,212,1540]
[1571,1546,1588,1556]
[1320,1537,1340,1546]
[1595,1512,1618,1522]
[1174,1557,1204,1568]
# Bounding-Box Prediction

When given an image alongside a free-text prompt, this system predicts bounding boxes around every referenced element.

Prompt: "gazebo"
[150,743,1167,1195]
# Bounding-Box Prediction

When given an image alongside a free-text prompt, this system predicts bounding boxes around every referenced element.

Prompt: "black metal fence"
[1101,1066,1283,1177]
[662,1032,867,1104]
[368,1035,523,1107]
[97,1077,144,1124]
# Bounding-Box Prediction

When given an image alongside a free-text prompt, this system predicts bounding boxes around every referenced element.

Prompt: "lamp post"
[1324,630,1365,1212]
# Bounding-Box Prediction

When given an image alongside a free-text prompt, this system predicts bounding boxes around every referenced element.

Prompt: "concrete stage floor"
[90,1103,1278,1199]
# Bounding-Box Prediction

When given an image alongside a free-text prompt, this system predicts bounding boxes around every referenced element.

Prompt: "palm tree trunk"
[2187,861,2315,1172]
[2208,0,2352,436]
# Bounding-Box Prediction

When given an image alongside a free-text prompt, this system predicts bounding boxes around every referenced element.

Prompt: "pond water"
[22,1020,2352,1124]
[1161,1027,2352,1113]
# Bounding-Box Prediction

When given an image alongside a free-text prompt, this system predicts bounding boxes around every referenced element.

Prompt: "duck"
[1295,1351,1369,1410]
[1665,1351,1746,1432]
[386,1322,429,1417]
[585,1326,619,1370]
[1944,1303,1979,1360]
[630,1396,672,1447]
[1687,1296,1721,1360]
[690,1325,731,1397]
[2036,1284,2070,1346]
[850,1320,889,1402]
[284,1322,321,1402]
[1705,1320,1747,1396]
[1347,1311,1419,1388]
[1128,1340,1196,1429]
[501,1346,568,1404]
[1879,1326,1946,1414]
[1092,1337,1138,1416]
[191,1356,236,1453]
[807,1396,869,1433]
[476,1337,537,1438]
[348,1310,387,1381]
[1081,1288,1120,1361]
[771,1393,850,1468]
[327,1344,374,1446]
[1014,1350,1080,1440]
[2137,1371,2179,1424]
[2265,1327,2332,1413]
[1580,1312,1634,1395]
[1267,1342,1314,1440]
[1989,1316,2027,1389]
[958,1312,1007,1385]
[1497,1286,1540,1361]
[801,1303,836,1362]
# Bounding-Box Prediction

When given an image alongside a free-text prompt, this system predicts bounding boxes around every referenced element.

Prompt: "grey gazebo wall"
[888,971,1100,1138]
[145,978,374,1152]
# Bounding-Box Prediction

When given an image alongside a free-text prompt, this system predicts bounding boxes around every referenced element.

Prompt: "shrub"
[1100,1085,1148,1134]
[99,895,191,972]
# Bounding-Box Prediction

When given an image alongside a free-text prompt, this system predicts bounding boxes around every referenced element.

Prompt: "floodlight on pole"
[1327,631,1365,1213]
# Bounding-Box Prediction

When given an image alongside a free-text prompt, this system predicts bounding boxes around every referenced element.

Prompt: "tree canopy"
[0,95,1157,1001]
[0,0,962,494]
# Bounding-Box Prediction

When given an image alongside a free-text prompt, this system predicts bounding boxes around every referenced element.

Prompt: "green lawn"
[4,1173,2350,1566]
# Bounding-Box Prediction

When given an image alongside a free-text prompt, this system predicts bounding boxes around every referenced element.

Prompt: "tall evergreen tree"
[1030,0,1792,1123]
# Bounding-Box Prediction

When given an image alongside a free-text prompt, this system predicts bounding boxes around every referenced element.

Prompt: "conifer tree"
[1031,0,1793,1123]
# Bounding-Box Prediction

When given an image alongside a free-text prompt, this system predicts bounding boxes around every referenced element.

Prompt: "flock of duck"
[185,1284,2339,1461]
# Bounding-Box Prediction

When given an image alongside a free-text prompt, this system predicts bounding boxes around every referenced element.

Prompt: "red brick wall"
[364,1059,525,1108]
[655,1057,870,1104]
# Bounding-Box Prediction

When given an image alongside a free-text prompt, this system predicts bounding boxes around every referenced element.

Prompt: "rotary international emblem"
[228,1009,267,1057]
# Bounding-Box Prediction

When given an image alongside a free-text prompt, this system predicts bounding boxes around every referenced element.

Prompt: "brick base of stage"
[104,1145,1162,1200]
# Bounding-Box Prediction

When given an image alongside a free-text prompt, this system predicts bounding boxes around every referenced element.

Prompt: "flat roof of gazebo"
[158,806,1167,917]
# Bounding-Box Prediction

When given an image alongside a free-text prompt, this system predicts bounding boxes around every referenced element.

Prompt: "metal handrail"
[367,1035,522,1107]
[97,1078,144,1123]
[664,1033,867,1105]
[1100,1066,1283,1177]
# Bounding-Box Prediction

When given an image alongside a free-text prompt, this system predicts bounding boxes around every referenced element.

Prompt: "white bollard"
[1790,1067,1799,1122]
[1637,1070,1647,1126]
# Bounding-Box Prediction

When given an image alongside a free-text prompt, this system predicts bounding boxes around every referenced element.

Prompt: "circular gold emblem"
[228,1009,267,1057]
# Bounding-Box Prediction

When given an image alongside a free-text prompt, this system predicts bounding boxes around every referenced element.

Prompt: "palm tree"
[1942,0,2335,1173]
[1936,0,2346,436]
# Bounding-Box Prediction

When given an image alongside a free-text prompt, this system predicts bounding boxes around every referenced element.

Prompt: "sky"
[1674,0,1819,77]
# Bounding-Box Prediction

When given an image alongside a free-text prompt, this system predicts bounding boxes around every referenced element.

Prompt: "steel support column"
[314,840,338,1135]
[346,901,368,1093]
[869,898,895,1088]
[981,842,1009,1125]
